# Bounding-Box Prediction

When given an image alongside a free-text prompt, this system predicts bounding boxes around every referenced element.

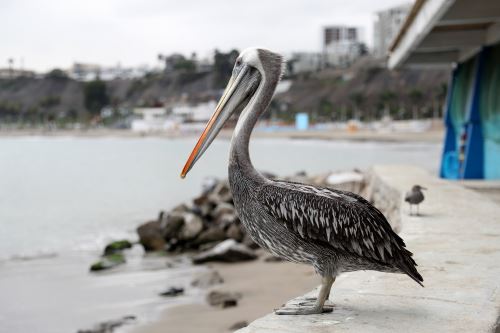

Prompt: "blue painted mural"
[441,43,500,180]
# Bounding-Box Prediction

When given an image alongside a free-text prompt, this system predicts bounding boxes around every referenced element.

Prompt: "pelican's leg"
[409,204,413,216]
[275,276,335,315]
[416,204,420,216]
[299,277,334,306]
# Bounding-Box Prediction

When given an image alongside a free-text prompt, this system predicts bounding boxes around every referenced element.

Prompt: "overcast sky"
[1,0,411,72]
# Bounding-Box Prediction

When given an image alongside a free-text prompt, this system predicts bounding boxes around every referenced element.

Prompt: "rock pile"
[136,178,259,262]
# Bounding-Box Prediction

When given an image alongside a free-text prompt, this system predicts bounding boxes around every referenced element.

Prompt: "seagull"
[405,185,426,216]
[180,48,423,315]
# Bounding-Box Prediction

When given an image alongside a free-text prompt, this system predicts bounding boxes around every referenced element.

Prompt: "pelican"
[181,48,423,315]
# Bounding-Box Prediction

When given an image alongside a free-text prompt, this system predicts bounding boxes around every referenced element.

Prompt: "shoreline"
[131,252,319,333]
[0,128,443,143]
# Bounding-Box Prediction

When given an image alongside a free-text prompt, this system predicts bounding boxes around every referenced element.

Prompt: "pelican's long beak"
[180,65,259,178]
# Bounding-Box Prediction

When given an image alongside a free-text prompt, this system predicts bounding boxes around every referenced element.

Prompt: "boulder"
[264,255,285,263]
[201,176,219,194]
[137,221,165,252]
[208,182,233,203]
[77,315,136,333]
[194,227,227,246]
[206,290,241,308]
[178,213,203,240]
[191,270,224,288]
[226,223,244,242]
[103,240,132,255]
[161,212,185,240]
[211,202,235,219]
[90,253,126,271]
[192,239,257,264]
[217,213,239,229]
[159,287,184,297]
[229,321,248,330]
[242,234,260,250]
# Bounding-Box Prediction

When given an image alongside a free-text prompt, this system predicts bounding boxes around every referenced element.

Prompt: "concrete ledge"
[237,165,500,333]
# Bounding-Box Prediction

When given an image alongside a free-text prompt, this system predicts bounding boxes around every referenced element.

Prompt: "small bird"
[405,185,426,216]
[180,48,423,315]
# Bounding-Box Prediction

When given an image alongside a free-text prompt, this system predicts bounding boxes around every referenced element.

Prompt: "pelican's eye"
[235,58,242,67]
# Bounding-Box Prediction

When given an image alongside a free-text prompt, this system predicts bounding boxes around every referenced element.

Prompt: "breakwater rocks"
[136,170,366,262]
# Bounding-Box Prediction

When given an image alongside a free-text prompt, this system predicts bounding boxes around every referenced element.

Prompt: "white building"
[323,26,366,68]
[68,63,154,81]
[288,52,322,74]
[170,100,217,122]
[131,107,177,132]
[373,3,412,59]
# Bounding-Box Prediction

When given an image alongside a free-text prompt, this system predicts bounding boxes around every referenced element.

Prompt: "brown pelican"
[405,185,426,216]
[181,48,423,315]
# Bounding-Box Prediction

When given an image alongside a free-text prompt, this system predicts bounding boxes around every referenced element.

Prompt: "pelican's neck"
[229,71,279,182]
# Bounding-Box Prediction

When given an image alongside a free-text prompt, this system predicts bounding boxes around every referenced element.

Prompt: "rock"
[171,203,190,213]
[206,290,241,308]
[77,315,136,333]
[325,171,365,193]
[212,202,235,219]
[264,255,285,262]
[159,287,184,297]
[229,321,248,330]
[192,239,257,264]
[217,213,239,228]
[191,270,224,288]
[137,220,165,252]
[90,253,126,271]
[161,212,185,240]
[202,176,219,194]
[242,234,259,250]
[226,223,244,242]
[208,182,233,203]
[103,240,132,255]
[194,227,227,245]
[178,213,203,240]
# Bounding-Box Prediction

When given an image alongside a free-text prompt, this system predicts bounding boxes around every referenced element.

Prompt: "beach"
[132,252,318,333]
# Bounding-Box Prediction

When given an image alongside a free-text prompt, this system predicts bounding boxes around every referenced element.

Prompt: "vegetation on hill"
[0,52,449,127]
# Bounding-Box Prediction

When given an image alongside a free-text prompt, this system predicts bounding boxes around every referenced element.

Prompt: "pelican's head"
[180,48,283,178]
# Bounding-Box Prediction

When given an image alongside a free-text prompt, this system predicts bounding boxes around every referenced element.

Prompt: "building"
[68,63,153,81]
[131,107,177,132]
[0,68,36,79]
[373,3,412,58]
[287,52,322,75]
[323,26,366,68]
[388,0,500,180]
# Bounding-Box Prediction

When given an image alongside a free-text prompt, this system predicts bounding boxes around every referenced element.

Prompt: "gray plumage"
[405,185,426,216]
[228,49,423,287]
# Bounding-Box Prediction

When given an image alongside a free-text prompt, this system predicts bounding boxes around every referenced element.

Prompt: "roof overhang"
[388,0,500,69]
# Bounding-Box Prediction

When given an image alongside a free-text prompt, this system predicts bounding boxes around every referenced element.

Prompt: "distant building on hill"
[373,3,412,59]
[69,63,153,81]
[288,52,322,75]
[323,25,366,68]
[0,68,36,79]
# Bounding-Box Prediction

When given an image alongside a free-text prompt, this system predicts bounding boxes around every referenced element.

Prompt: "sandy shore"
[132,251,318,333]
[0,128,443,143]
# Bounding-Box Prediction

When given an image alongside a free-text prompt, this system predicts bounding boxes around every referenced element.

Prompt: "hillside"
[0,56,450,124]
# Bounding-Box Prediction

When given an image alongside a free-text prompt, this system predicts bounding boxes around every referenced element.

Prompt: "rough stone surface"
[237,165,500,333]
[191,270,224,288]
[206,290,242,308]
[192,239,257,264]
[177,212,203,240]
[136,221,165,252]
[77,315,136,333]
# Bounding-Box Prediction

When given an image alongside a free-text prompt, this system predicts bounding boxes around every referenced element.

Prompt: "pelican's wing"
[257,180,417,269]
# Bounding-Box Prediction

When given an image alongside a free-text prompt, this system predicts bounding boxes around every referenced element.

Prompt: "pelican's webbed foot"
[274,305,333,315]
